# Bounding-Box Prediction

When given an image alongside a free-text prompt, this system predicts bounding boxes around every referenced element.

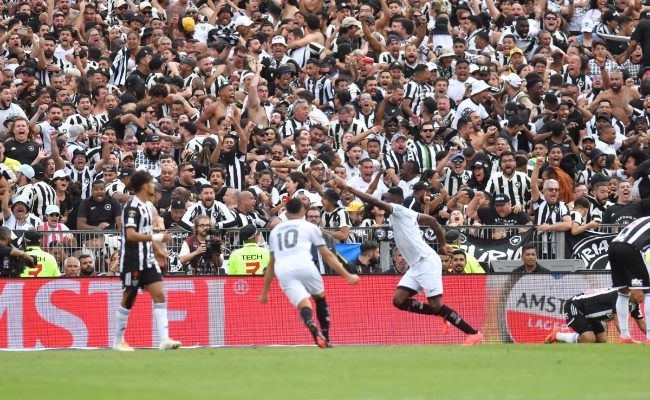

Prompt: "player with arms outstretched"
[334,176,483,345]
[608,215,650,344]
[545,288,647,344]
[259,199,360,348]
[113,170,182,351]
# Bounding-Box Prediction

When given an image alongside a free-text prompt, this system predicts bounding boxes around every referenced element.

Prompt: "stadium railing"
[1,274,644,349]
[11,224,627,273]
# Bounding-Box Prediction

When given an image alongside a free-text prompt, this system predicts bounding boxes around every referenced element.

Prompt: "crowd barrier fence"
[0,274,645,349]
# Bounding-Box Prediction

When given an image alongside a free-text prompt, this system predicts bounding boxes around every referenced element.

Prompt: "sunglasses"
[281,71,293,75]
[324,111,334,115]
[459,17,468,20]
[386,124,397,128]
[545,17,557,21]
[434,135,444,140]
[142,10,152,15]
[452,159,464,164]
[421,128,434,133]
[126,141,138,146]
[546,188,559,192]
[48,213,61,217]
[277,106,288,110]
[184,168,195,173]
[118,5,127,10]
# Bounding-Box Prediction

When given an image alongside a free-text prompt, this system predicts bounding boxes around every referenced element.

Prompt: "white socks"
[115,306,131,344]
[645,294,650,340]
[555,332,579,343]
[616,292,631,340]
[153,303,169,340]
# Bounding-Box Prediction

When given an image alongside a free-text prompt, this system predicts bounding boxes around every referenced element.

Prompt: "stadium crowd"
[1,0,650,277]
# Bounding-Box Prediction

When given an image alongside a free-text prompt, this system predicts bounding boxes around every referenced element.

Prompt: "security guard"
[227,224,270,275]
[22,229,61,277]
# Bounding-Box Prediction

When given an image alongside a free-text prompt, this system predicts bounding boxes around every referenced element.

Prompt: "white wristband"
[152,233,164,242]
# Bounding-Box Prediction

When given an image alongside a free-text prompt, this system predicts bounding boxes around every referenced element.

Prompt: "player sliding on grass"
[113,170,181,352]
[259,199,360,348]
[333,176,483,345]
[545,288,647,344]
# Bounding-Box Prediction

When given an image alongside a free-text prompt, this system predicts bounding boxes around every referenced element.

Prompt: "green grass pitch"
[3,344,650,400]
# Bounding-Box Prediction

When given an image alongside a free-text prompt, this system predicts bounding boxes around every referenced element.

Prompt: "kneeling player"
[545,288,647,344]
[259,199,360,348]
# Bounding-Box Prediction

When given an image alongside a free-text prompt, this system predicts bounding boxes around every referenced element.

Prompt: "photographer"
[22,230,60,277]
[0,226,35,277]
[226,224,270,275]
[179,215,224,275]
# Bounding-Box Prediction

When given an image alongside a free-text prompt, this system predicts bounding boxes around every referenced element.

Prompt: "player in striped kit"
[113,170,181,352]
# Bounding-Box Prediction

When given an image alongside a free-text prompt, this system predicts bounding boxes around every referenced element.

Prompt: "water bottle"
[226,106,232,117]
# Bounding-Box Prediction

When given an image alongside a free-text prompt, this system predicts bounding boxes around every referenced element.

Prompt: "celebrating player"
[333,176,483,345]
[113,170,182,351]
[259,199,360,348]
[608,216,650,344]
[545,288,646,344]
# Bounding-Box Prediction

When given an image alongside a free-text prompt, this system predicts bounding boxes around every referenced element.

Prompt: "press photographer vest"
[184,235,218,275]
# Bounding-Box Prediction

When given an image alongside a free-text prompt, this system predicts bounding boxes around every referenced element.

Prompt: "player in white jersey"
[260,198,359,348]
[334,176,483,345]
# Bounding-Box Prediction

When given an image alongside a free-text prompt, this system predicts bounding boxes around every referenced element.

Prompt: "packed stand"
[0,0,649,276]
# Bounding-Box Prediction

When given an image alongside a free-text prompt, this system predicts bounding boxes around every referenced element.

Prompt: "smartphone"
[17,28,28,35]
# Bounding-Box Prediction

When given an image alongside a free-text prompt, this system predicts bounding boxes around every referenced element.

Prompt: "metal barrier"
[11,224,627,274]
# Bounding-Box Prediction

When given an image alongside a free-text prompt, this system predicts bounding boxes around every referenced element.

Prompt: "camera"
[198,228,224,275]
[0,241,36,277]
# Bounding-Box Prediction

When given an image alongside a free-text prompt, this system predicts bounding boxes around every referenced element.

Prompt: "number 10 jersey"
[269,219,326,277]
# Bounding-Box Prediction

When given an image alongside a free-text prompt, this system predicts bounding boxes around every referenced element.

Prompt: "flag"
[335,243,361,267]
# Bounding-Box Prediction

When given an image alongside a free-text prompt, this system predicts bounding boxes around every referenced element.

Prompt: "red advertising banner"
[0,275,644,349]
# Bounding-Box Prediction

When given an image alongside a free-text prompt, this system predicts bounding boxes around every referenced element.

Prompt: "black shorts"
[120,267,162,292]
[564,301,605,336]
[609,242,650,289]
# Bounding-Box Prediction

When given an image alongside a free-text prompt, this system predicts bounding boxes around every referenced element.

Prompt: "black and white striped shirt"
[328,120,367,151]
[612,216,650,250]
[403,79,424,118]
[279,117,312,140]
[484,171,531,206]
[29,181,57,221]
[105,179,127,198]
[219,207,268,229]
[321,207,351,242]
[218,148,247,190]
[563,70,592,94]
[66,114,90,129]
[65,165,97,199]
[383,149,407,175]
[577,168,612,186]
[88,113,109,133]
[14,183,33,202]
[120,196,157,273]
[35,56,69,87]
[356,110,376,129]
[378,51,404,65]
[441,167,473,197]
[0,163,16,181]
[178,200,235,231]
[183,72,200,89]
[533,198,569,258]
[408,140,442,173]
[109,47,131,87]
[306,75,334,107]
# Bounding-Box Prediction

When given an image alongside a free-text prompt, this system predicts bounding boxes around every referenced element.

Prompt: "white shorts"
[397,252,443,298]
[277,267,325,307]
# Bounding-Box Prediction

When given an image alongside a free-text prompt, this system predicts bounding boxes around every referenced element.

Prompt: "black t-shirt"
[215,186,228,203]
[632,159,650,198]
[403,196,423,212]
[512,263,551,273]
[174,180,201,195]
[631,20,650,66]
[77,195,122,229]
[158,187,174,211]
[4,140,42,165]
[120,91,138,106]
[160,211,180,229]
[383,99,405,120]
[602,200,650,225]
[347,258,381,274]
[477,205,532,225]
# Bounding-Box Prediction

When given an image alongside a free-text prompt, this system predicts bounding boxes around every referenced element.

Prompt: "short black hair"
[360,241,379,255]
[286,198,304,214]
[521,243,537,253]
[130,170,153,193]
[451,249,466,259]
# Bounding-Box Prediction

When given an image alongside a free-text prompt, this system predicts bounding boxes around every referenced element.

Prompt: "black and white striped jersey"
[178,200,235,231]
[35,56,69,86]
[29,181,57,221]
[14,183,33,202]
[218,148,247,190]
[0,163,16,181]
[64,165,97,199]
[533,198,570,258]
[577,168,612,186]
[279,117,312,140]
[328,119,367,151]
[305,75,333,107]
[383,149,408,175]
[612,216,650,250]
[109,47,131,87]
[484,172,531,206]
[563,70,592,94]
[218,207,268,229]
[378,51,404,65]
[88,113,109,133]
[356,110,376,129]
[185,137,204,154]
[569,288,643,322]
[182,72,200,89]
[403,79,423,118]
[120,196,158,273]
[66,114,90,129]
[321,207,351,230]
[441,167,473,197]
[407,140,442,173]
[105,179,127,198]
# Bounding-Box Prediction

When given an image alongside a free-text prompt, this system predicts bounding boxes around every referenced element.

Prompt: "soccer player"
[259,199,360,348]
[113,170,182,352]
[333,176,483,345]
[608,216,650,344]
[545,288,647,344]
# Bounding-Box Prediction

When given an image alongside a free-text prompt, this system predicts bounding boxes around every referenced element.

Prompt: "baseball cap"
[391,132,407,143]
[171,198,186,210]
[596,114,611,123]
[346,202,364,212]
[322,189,340,204]
[140,1,152,9]
[16,165,34,179]
[121,152,134,161]
[12,195,30,207]
[389,61,403,71]
[387,35,400,45]
[256,145,272,155]
[472,159,490,170]
[477,65,490,75]
[240,224,258,242]
[427,62,438,71]
[182,17,195,32]
[510,48,524,57]
[337,2,351,11]
[469,64,479,74]
[641,10,650,19]
[131,13,145,23]
[413,181,433,192]
[144,134,161,142]
[444,229,461,243]
[180,57,197,69]
[164,75,184,87]
[341,17,362,29]
[451,153,465,162]
[32,164,44,180]
[125,75,143,90]
[582,135,596,143]
[119,167,135,178]
[103,163,118,172]
[603,10,620,22]
[23,229,42,244]
[45,205,61,215]
[502,73,522,87]
[581,18,595,32]
[494,194,510,205]
[271,36,287,46]
[235,15,253,27]
[53,170,68,180]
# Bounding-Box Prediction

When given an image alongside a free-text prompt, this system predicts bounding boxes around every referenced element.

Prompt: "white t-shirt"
[452,98,490,129]
[269,218,325,276]
[389,204,434,266]
[398,176,421,198]
[446,77,476,102]
[595,138,622,156]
